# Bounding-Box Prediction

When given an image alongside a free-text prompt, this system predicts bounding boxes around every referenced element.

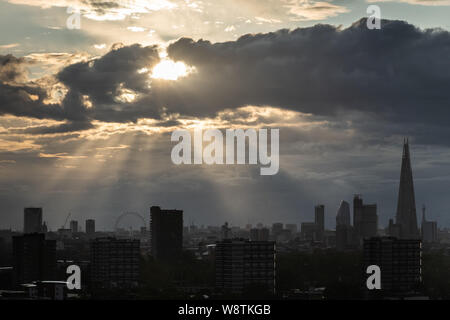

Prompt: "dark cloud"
[1,18,450,143]
[166,18,450,121]
[8,121,94,135]
[0,83,65,120]
[0,44,160,129]
[0,54,28,83]
[57,43,160,122]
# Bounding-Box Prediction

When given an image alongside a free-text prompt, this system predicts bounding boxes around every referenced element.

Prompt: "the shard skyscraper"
[395,139,419,239]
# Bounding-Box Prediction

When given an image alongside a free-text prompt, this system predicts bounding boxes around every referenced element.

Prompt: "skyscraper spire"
[395,138,419,239]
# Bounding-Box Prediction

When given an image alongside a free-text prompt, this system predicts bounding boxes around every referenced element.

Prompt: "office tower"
[90,237,140,289]
[363,237,422,298]
[69,220,78,233]
[250,228,270,241]
[353,195,378,243]
[23,207,43,234]
[421,206,438,244]
[315,205,325,240]
[361,204,378,238]
[12,233,56,287]
[395,139,419,239]
[150,206,183,260]
[85,219,95,235]
[353,195,363,237]
[336,200,351,227]
[215,239,276,295]
[336,201,353,251]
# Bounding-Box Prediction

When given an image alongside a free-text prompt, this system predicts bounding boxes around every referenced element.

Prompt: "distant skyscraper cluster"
[334,195,378,250]
[299,204,325,242]
[0,139,445,300]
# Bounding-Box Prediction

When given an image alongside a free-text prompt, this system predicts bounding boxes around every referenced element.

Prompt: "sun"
[151,59,192,81]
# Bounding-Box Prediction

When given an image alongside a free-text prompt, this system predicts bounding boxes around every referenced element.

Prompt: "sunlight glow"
[151,59,192,80]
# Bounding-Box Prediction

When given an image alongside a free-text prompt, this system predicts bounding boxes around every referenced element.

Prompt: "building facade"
[215,239,276,295]
[23,207,43,234]
[90,237,140,289]
[315,205,325,241]
[12,233,56,287]
[250,228,270,241]
[363,237,422,298]
[150,206,183,260]
[353,195,378,244]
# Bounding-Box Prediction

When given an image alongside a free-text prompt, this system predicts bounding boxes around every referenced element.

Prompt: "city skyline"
[1,2,450,233]
[2,0,450,305]
[0,138,446,232]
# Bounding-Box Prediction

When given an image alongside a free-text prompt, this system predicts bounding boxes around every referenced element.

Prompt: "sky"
[1,0,450,231]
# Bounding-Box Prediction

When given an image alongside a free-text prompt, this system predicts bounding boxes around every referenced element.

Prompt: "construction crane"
[61,212,71,229]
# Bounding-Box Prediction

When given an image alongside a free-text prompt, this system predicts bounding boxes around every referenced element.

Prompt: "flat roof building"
[150,206,183,261]
[363,237,422,298]
[215,239,276,296]
[12,233,56,287]
[90,237,140,290]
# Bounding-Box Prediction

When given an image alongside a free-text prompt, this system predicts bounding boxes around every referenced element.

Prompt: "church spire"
[396,138,419,239]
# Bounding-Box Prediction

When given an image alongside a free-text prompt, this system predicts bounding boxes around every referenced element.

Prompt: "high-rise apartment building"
[90,237,140,289]
[150,206,183,260]
[215,239,276,295]
[23,208,43,234]
[12,233,56,287]
[363,237,422,298]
